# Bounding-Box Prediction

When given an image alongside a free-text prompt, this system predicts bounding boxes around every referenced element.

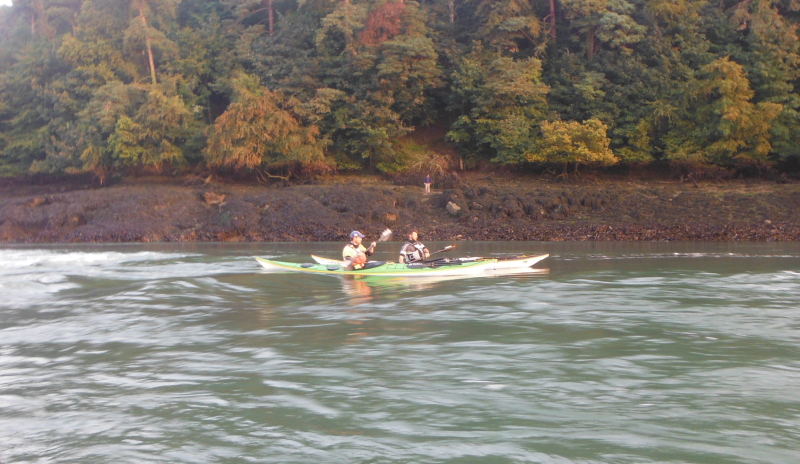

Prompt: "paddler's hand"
[369,241,377,250]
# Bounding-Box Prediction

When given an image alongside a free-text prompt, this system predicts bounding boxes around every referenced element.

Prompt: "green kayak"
[254,254,548,277]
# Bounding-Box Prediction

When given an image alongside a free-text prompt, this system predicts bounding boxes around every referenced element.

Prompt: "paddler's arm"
[365,241,377,256]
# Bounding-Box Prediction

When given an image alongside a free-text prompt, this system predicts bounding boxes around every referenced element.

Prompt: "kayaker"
[398,229,430,263]
[343,230,377,270]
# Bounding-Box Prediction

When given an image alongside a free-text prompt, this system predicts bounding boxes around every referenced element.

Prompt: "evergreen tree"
[528,118,617,173]
[204,72,326,170]
[447,46,549,165]
[3,0,800,179]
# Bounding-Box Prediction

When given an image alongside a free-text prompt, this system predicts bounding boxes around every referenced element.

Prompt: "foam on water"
[0,249,205,309]
[0,248,193,271]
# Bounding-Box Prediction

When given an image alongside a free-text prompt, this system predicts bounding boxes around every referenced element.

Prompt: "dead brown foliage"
[361,1,406,46]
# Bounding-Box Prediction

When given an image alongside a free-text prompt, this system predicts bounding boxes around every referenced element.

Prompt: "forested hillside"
[1,0,799,184]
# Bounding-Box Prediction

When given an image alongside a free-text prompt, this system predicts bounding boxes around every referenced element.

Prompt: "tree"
[204,72,326,170]
[124,0,180,84]
[0,40,71,176]
[308,1,443,168]
[71,80,141,183]
[693,56,781,164]
[730,0,800,161]
[528,118,617,173]
[447,47,549,165]
[658,56,781,166]
[559,0,647,59]
[112,82,195,171]
[370,0,443,125]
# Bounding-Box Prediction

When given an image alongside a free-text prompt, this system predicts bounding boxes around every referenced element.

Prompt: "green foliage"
[298,0,442,168]
[560,0,647,58]
[663,57,782,166]
[116,83,195,169]
[529,118,617,172]
[4,0,800,179]
[735,0,800,161]
[375,138,427,174]
[203,72,326,170]
[0,40,73,175]
[459,0,543,52]
[447,47,549,164]
[374,16,443,124]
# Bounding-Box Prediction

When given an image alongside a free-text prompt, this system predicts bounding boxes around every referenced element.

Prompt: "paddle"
[365,228,392,254]
[428,244,456,257]
[378,228,393,242]
[422,244,457,264]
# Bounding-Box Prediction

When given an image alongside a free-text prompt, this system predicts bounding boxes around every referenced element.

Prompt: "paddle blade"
[379,228,393,242]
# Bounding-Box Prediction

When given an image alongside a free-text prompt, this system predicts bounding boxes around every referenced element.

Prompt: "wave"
[0,249,197,272]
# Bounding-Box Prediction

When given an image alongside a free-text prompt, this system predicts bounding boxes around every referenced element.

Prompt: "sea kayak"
[255,254,548,277]
[311,253,547,270]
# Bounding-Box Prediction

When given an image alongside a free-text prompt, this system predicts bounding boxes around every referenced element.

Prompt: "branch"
[257,169,290,183]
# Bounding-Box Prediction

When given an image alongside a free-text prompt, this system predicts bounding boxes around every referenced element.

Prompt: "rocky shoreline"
[1,173,799,243]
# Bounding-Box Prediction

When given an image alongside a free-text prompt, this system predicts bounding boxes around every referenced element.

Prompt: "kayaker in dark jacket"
[398,230,430,263]
[343,230,376,269]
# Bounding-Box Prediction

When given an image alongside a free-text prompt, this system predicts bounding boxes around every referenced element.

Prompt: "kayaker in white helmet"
[343,230,377,270]
[398,229,430,264]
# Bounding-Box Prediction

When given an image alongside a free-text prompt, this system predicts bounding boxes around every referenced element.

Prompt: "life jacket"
[400,240,427,263]
[343,242,367,269]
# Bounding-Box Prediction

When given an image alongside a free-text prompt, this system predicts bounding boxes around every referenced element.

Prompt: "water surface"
[1,242,799,463]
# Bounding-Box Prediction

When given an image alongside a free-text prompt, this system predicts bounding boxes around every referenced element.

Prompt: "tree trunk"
[266,0,274,36]
[587,25,596,60]
[548,0,556,40]
[449,0,455,23]
[136,1,157,84]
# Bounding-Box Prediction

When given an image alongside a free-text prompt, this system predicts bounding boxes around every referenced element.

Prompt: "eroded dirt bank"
[1,174,799,243]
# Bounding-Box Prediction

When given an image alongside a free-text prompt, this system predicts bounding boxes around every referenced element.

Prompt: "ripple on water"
[1,243,800,463]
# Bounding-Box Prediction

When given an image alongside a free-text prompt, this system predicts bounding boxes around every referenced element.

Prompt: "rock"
[500,195,524,218]
[437,189,464,208]
[29,197,49,207]
[446,201,462,217]
[204,192,226,205]
[384,212,398,223]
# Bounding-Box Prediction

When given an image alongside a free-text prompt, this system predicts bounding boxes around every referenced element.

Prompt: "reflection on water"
[339,267,550,305]
[1,242,799,464]
[341,276,373,304]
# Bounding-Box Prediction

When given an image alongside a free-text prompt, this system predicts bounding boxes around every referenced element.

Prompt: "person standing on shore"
[343,231,377,270]
[398,230,430,263]
[424,174,431,194]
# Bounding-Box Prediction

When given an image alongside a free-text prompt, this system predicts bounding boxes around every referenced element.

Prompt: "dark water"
[1,242,799,464]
